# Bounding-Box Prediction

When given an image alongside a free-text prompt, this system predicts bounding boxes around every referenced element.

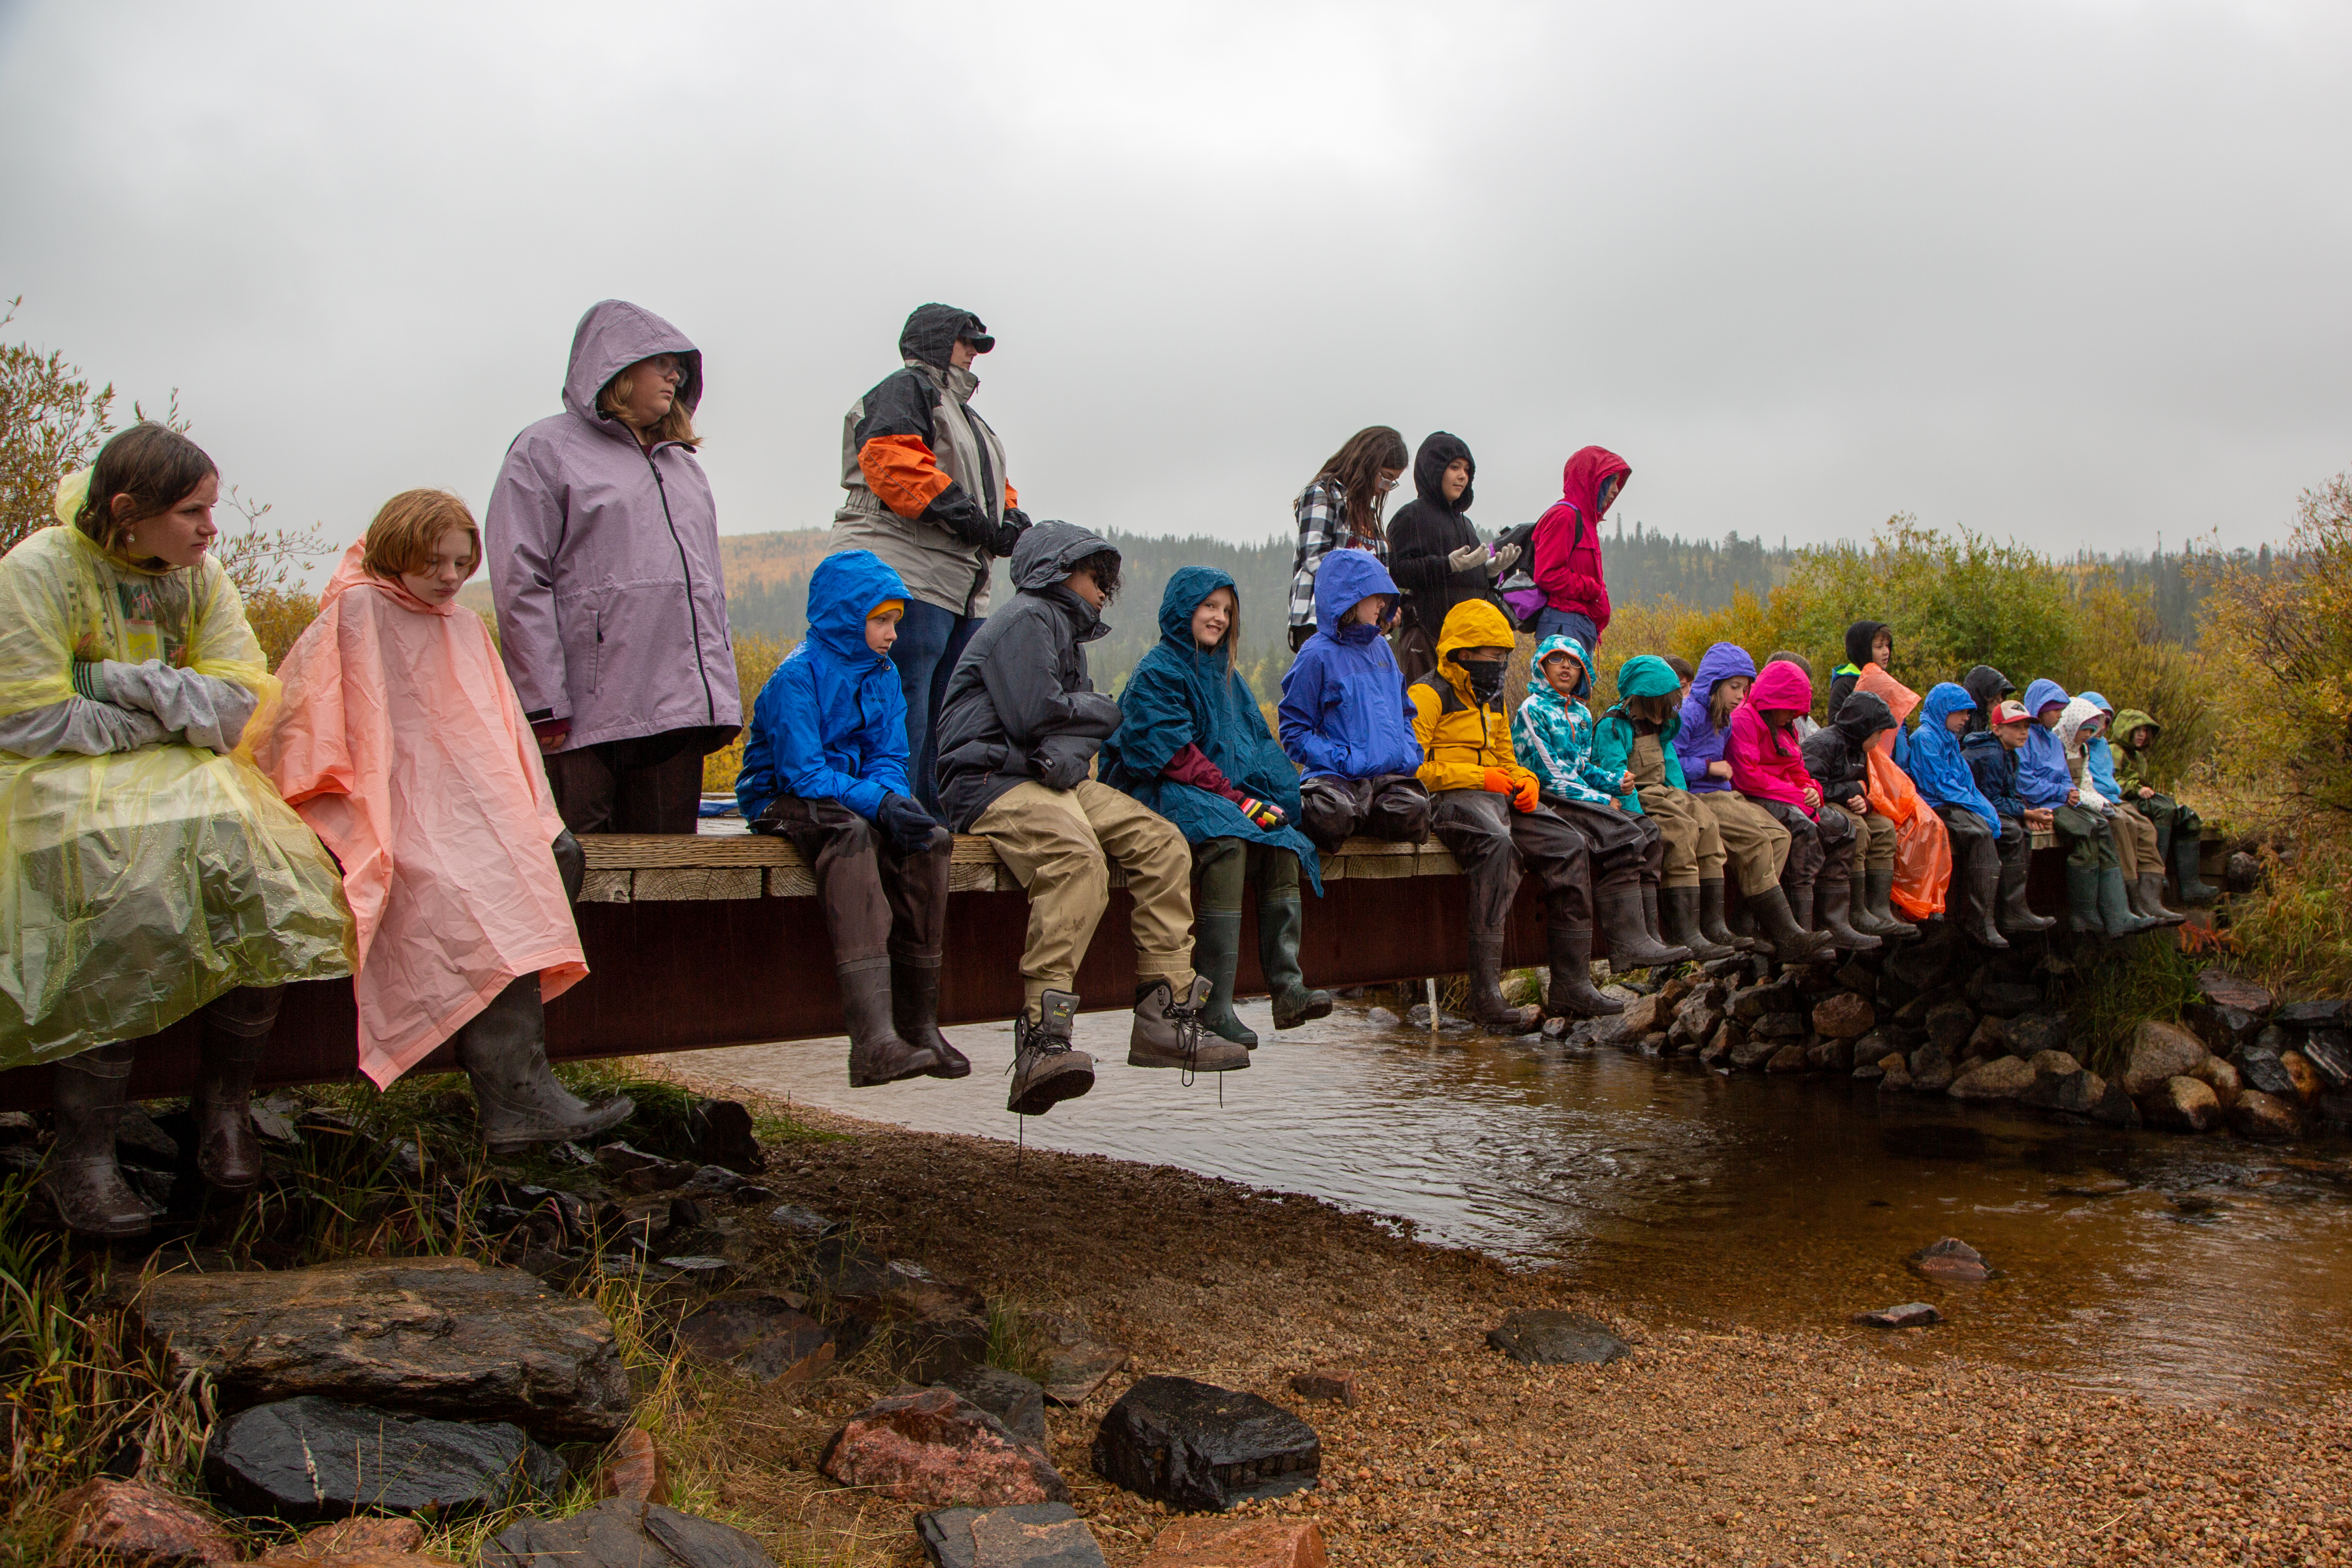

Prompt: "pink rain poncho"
[256,544,585,1086]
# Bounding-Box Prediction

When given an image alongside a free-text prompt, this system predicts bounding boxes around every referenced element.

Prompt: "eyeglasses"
[645,356,687,384]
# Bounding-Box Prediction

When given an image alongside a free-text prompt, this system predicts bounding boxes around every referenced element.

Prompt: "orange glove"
[1511,775,1540,814]
[1481,768,1515,796]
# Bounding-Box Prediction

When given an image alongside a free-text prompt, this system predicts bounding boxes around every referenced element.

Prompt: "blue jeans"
[891,598,981,815]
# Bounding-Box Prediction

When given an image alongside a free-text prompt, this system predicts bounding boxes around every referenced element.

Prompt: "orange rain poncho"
[1855,664,1952,919]
[255,544,585,1086]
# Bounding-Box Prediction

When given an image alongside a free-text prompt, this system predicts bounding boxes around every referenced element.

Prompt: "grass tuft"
[2062,935,2205,1077]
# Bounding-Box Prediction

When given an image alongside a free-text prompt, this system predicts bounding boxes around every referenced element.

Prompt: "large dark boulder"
[2006,1012,2070,1059]
[938,1366,1049,1448]
[1090,1375,1319,1512]
[675,1292,835,1386]
[486,1495,769,1568]
[916,1502,1107,1568]
[2197,967,2275,1016]
[204,1396,562,1522]
[1487,1309,1630,1366]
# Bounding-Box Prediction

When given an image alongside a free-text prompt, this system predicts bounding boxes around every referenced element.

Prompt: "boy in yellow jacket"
[1410,600,1621,1031]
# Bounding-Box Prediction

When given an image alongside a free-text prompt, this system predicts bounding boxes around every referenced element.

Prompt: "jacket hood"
[1614,654,1681,704]
[321,539,453,617]
[1559,446,1630,526]
[2115,708,2161,746]
[1411,431,1475,516]
[2079,690,2115,719]
[1832,689,1895,745]
[1158,565,1238,652]
[1532,632,1592,700]
[2057,695,2105,750]
[899,303,992,371]
[806,549,907,663]
[1921,681,1979,732]
[1842,620,1889,670]
[2023,678,2071,720]
[1748,659,1813,716]
[1312,548,1398,640]
[561,300,702,427]
[1435,598,1517,666]
[1692,642,1757,709]
[1010,520,1113,592]
[1962,664,2015,712]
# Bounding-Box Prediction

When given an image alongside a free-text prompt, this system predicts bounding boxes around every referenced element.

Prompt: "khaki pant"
[1626,732,1722,888]
[1832,801,1896,873]
[972,779,1196,1019]
[1698,790,1790,895]
[2110,802,2159,880]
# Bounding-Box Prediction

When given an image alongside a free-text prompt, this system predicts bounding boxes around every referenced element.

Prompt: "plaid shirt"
[1286,480,1391,628]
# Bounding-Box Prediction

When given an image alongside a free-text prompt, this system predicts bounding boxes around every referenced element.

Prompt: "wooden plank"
[582,833,795,869]
[767,863,818,899]
[634,866,762,902]
[577,868,634,904]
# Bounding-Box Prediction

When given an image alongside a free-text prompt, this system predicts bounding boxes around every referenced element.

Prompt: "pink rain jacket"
[258,544,586,1086]
[1726,660,1820,817]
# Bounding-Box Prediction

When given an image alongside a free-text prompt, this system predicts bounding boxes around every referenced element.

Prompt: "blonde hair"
[597,360,703,448]
[363,489,482,581]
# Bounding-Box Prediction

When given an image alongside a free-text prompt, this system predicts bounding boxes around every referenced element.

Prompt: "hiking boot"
[2170,833,2219,907]
[1130,977,1249,1072]
[1010,990,1095,1114]
[1660,884,1735,960]
[194,986,279,1191]
[1699,878,1753,950]
[457,975,635,1153]
[1861,868,1918,938]
[1259,894,1333,1031]
[1596,883,1690,970]
[1995,855,2055,934]
[1817,870,1883,953]
[41,1042,150,1239]
[1959,854,2008,949]
[2129,872,2187,928]
[1192,911,1258,1049]
[1542,923,1622,1022]
[2095,866,2162,938]
[891,953,971,1079]
[1747,885,1835,963]
[841,957,951,1087]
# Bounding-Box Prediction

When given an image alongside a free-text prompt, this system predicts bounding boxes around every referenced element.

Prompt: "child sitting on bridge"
[1800,689,1916,940]
[1278,549,1430,851]
[1727,659,1878,954]
[936,523,1244,1116]
[1826,620,1893,726]
[2077,692,2188,924]
[1680,644,1830,961]
[1903,683,2016,948]
[2109,706,2218,906]
[2017,679,2158,938]
[1105,568,1331,1051]
[735,549,966,1090]
[1592,655,1744,958]
[1961,699,2057,937]
[260,489,632,1151]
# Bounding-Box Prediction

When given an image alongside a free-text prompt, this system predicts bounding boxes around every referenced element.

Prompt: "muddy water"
[678,998,2352,1406]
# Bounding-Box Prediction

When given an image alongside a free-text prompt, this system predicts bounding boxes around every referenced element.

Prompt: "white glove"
[1487,542,1522,575]
[1446,543,1485,574]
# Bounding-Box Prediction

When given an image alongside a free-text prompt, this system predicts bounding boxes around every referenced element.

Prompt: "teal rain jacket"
[1590,654,1688,814]
[1514,634,1622,807]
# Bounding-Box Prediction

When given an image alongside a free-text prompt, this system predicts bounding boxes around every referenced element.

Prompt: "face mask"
[1461,659,1506,704]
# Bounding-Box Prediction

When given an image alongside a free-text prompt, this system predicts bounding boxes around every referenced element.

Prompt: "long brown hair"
[75,423,217,559]
[597,358,704,448]
[1312,426,1407,546]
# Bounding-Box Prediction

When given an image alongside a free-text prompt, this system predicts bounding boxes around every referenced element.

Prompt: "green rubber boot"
[1258,895,1332,1031]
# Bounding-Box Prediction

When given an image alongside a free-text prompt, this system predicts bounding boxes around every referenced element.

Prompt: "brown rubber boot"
[1010,990,1095,1114]
[193,985,279,1191]
[1541,923,1622,1022]
[1130,977,1249,1072]
[840,957,950,1087]
[41,1042,151,1239]
[1699,878,1753,951]
[1659,885,1735,961]
[457,974,636,1152]
[891,953,971,1079]
[1817,871,1883,953]
[1747,885,1835,963]
[1597,884,1692,970]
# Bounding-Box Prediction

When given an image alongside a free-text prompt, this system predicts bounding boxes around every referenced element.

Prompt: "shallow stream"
[678,998,2352,1407]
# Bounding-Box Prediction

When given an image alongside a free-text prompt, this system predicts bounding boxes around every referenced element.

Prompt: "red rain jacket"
[1531,446,1628,639]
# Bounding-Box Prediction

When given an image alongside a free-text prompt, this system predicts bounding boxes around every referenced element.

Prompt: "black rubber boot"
[456,975,636,1152]
[1660,885,1735,960]
[1640,884,1674,953]
[841,957,950,1087]
[1699,878,1753,951]
[1596,884,1692,970]
[1259,895,1333,1031]
[2064,864,2105,934]
[2171,833,2219,907]
[891,953,971,1079]
[1995,856,2055,934]
[1470,932,1546,1032]
[194,986,279,1191]
[1191,911,1258,1048]
[1960,854,2008,949]
[1747,885,1835,963]
[1131,977,1249,1071]
[1010,990,1094,1114]
[1861,868,1919,938]
[1542,922,1623,1021]
[2096,866,2162,938]
[1790,882,1819,935]
[1818,871,1883,953]
[2130,873,2187,928]
[42,1042,150,1238]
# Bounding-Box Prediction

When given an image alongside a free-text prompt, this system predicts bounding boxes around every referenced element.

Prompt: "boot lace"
[1162,987,1208,1086]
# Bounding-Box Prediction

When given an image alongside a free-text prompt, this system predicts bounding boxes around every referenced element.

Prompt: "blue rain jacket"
[1592,654,1688,814]
[736,549,911,821]
[2016,677,2075,807]
[1277,549,1421,782]
[1905,682,2001,829]
[1675,641,1755,794]
[1105,566,1321,889]
[2077,690,2125,799]
[1962,729,2027,821]
[1514,634,1621,806]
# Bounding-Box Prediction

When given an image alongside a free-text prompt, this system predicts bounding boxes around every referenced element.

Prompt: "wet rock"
[1877,1055,1915,1093]
[1766,1041,1811,1073]
[1729,981,1800,1023]
[1749,1011,1808,1041]
[2225,850,2263,893]
[595,1428,669,1506]
[2280,1051,2326,1107]
[940,1365,1049,1448]
[2234,1047,2298,1099]
[2050,1172,2132,1197]
[917,1502,1108,1568]
[2006,1012,2070,1059]
[1364,1006,1401,1029]
[1091,1376,1319,1511]
[1700,1021,1738,1066]
[2090,1079,2143,1128]
[1948,1054,2036,1102]
[2192,1055,2242,1110]
[1139,1517,1328,1567]
[2229,1090,2303,1142]
[115,1107,181,1170]
[1288,1370,1359,1407]
[0,1109,35,1144]
[1852,1302,1942,1329]
[1907,1042,1957,1093]
[258,1516,431,1562]
[1835,960,1878,998]
[1924,1002,1976,1054]
[1973,980,2044,1018]
[56,1477,238,1566]
[2197,966,2275,1016]
[685,1098,765,1175]
[1672,1003,1724,1050]
[1728,1032,1780,1069]
[2147,1075,2221,1133]
[1885,942,1953,990]
[822,1387,1068,1507]
[1811,993,1875,1040]
[2275,999,2349,1027]
[2121,1020,2208,1099]
[2185,1002,2263,1055]
[1808,1037,1854,1073]
[1486,1309,1630,1366]
[767,1202,841,1239]
[2300,1028,2352,1089]
[812,1237,984,1321]
[1025,1314,1132,1406]
[1852,1060,1885,1082]
[1402,1003,1469,1031]
[1960,1014,2009,1061]
[139,1255,630,1442]
[484,1495,768,1568]
[676,1291,835,1385]
[2022,1052,2108,1115]
[205,1396,564,1522]
[1908,1238,1991,1283]
[595,1140,698,1191]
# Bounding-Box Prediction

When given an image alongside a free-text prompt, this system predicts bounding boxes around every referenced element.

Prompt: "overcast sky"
[2,0,2346,570]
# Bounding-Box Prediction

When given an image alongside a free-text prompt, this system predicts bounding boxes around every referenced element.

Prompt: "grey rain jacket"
[934,522,1122,831]
[485,300,739,753]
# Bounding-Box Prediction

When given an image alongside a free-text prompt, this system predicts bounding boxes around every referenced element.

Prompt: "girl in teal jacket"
[1591,654,1741,957]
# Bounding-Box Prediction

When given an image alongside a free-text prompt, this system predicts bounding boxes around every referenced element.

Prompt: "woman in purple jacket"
[487,300,741,834]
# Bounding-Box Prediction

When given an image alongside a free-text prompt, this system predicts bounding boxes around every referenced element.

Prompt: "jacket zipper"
[644,445,718,725]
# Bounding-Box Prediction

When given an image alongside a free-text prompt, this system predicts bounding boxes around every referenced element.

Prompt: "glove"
[876,792,942,857]
[919,484,994,549]
[1481,768,1516,797]
[988,505,1032,558]
[1511,776,1540,813]
[1447,543,1486,575]
[1235,796,1288,830]
[1487,542,1521,575]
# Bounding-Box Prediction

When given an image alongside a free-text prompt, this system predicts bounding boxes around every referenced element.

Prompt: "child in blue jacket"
[1277,549,1431,851]
[736,550,967,1088]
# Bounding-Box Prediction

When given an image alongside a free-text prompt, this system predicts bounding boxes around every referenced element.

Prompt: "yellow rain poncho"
[0,480,352,1070]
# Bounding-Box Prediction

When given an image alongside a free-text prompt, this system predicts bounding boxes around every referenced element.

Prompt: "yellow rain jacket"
[0,485,351,1069]
[1407,599,1538,795]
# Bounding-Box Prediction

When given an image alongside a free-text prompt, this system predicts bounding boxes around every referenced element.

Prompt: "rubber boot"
[1131,976,1249,1071]
[1009,990,1094,1114]
[1789,882,1818,936]
[1597,883,1692,970]
[1469,932,1545,1032]
[1724,896,1760,946]
[2171,833,2219,907]
[1995,855,2056,935]
[1862,868,1918,939]
[42,1042,150,1239]
[1660,885,1735,960]
[2131,872,2188,928]
[1542,923,1622,1022]
[841,957,950,1087]
[193,986,278,1191]
[1815,871,1881,953]
[2096,866,2163,938]
[1747,885,1835,963]
[1191,911,1258,1048]
[1640,884,1675,955]
[1259,895,1333,1031]
[2064,864,2105,934]
[456,975,636,1153]
[1959,854,2008,949]
[1699,879,1752,951]
[891,954,971,1079]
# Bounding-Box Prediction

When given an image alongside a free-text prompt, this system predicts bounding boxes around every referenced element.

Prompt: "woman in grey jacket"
[486,300,740,834]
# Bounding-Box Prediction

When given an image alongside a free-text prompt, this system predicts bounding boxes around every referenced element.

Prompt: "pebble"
[1852,1302,1943,1329]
